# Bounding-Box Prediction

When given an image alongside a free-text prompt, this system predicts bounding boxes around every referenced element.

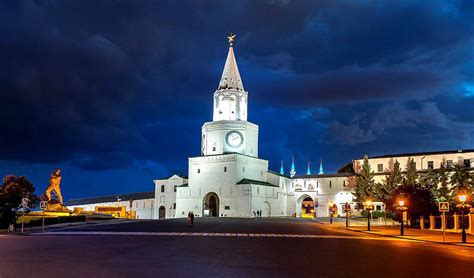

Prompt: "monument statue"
[45,168,63,204]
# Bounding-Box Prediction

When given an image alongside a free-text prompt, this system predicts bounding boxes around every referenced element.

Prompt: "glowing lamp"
[458,194,467,203]
[398,200,405,207]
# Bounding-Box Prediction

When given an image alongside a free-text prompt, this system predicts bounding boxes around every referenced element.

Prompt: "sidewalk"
[0,219,129,235]
[346,225,474,247]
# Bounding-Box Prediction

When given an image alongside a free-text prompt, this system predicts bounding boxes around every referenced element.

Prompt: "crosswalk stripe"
[36,231,394,241]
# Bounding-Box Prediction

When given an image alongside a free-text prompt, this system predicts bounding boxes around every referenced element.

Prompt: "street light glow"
[398,200,405,207]
[458,194,467,203]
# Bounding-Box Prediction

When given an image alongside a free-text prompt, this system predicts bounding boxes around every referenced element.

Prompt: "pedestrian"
[260,210,262,218]
[190,212,195,225]
[187,212,192,227]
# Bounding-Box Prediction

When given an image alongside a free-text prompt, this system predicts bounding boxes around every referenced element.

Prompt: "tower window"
[427,161,434,169]
[224,166,227,172]
[242,167,245,172]
[197,168,200,174]
[329,181,332,189]
[174,185,177,192]
[160,185,165,193]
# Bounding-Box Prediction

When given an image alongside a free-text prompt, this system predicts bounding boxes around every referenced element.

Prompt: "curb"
[343,227,474,248]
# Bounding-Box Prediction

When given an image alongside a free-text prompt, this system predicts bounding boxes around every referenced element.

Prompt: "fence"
[420,214,473,234]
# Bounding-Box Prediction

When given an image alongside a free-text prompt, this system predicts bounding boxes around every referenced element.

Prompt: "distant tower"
[319,158,324,174]
[280,160,284,175]
[290,156,296,178]
[306,161,311,175]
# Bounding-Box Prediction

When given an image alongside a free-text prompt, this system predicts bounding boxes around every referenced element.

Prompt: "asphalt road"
[0,218,473,277]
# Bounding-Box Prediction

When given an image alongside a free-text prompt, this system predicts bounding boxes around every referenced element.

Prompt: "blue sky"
[1,0,474,199]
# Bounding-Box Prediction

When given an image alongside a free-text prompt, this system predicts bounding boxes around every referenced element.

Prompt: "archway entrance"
[301,197,315,218]
[296,195,315,218]
[203,192,219,217]
[159,206,166,219]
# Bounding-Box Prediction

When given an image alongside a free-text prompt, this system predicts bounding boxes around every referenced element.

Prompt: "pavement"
[0,218,473,277]
[314,218,474,247]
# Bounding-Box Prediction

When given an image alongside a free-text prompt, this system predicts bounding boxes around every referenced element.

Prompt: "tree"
[435,161,451,202]
[450,161,473,196]
[388,183,437,227]
[404,157,418,186]
[378,160,403,203]
[353,155,375,207]
[419,168,439,192]
[0,176,39,228]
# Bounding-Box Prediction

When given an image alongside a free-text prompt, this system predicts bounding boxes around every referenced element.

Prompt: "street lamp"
[328,201,334,224]
[364,199,374,231]
[396,197,408,236]
[456,193,470,243]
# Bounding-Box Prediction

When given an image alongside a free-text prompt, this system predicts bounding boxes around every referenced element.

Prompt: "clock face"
[225,130,244,148]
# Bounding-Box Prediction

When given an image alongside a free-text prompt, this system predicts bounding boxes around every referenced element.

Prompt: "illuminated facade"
[161,38,357,218]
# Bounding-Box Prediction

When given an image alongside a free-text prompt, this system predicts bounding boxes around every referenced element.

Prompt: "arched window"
[224,166,227,172]
[161,185,165,193]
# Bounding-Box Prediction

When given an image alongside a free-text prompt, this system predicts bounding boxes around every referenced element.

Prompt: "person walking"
[187,212,192,227]
[190,212,195,225]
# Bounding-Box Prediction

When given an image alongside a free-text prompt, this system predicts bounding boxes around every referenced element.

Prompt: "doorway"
[203,192,219,217]
[159,206,166,219]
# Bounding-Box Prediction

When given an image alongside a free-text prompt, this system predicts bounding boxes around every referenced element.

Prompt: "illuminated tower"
[319,158,324,174]
[280,160,284,175]
[290,156,296,178]
[307,161,311,175]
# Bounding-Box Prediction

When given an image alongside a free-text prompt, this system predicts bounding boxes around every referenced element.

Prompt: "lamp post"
[457,193,470,243]
[343,202,351,227]
[364,199,374,231]
[396,198,408,236]
[328,201,334,224]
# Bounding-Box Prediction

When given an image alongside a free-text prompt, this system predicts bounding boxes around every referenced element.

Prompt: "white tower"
[201,34,259,157]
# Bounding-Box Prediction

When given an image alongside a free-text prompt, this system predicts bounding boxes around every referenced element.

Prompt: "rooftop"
[65,191,155,206]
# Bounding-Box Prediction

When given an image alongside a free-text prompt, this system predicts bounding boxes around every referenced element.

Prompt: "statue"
[45,168,63,204]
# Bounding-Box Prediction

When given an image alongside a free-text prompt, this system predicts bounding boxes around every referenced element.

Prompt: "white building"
[161,37,358,219]
[353,149,474,184]
[65,192,155,219]
[153,174,187,219]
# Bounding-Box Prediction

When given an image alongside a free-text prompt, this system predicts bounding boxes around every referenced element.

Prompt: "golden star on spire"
[227,33,236,46]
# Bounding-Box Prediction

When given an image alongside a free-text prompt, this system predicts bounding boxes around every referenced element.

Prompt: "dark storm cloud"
[1,0,474,186]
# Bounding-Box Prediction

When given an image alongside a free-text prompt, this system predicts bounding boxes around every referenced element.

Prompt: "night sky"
[1,1,474,200]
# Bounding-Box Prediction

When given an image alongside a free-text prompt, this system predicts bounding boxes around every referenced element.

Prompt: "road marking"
[37,231,395,241]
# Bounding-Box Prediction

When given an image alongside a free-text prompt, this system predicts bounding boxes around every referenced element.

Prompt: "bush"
[361,210,392,219]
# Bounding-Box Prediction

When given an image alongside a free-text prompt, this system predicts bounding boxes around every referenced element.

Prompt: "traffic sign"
[438,202,449,212]
[40,201,48,210]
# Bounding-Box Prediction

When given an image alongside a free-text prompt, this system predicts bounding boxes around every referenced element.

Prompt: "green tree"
[419,168,439,192]
[0,176,39,228]
[378,160,403,202]
[353,155,375,207]
[388,184,437,227]
[404,157,418,186]
[450,161,473,196]
[435,161,451,202]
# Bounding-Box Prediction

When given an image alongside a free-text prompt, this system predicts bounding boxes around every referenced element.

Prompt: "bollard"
[429,215,435,230]
[420,217,425,230]
[453,213,459,231]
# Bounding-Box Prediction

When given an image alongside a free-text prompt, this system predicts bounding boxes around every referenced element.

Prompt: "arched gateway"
[159,206,166,219]
[296,194,316,218]
[203,192,220,217]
